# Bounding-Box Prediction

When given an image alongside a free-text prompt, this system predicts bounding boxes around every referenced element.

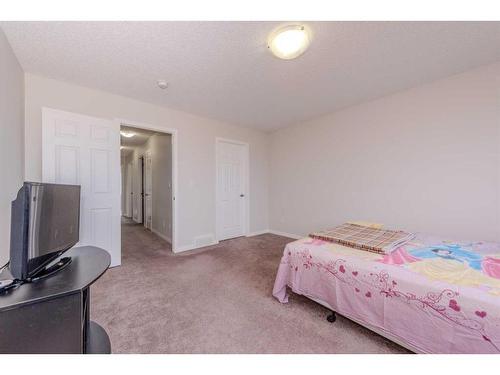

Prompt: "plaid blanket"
[309,223,415,254]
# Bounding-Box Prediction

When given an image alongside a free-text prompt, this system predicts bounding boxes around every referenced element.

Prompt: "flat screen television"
[9,182,81,281]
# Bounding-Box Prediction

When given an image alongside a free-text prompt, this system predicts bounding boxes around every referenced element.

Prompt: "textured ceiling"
[2,21,500,130]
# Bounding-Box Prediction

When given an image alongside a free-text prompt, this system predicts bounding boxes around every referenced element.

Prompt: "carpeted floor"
[91,220,410,353]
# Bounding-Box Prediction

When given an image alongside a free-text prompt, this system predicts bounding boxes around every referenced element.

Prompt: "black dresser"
[0,246,111,354]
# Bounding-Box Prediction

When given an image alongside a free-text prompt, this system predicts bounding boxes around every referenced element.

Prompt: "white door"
[216,139,248,241]
[144,151,153,230]
[42,108,121,266]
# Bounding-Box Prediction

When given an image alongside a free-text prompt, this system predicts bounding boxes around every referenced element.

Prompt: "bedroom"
[0,0,499,372]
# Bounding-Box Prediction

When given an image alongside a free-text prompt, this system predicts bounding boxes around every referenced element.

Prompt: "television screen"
[10,182,81,280]
[28,183,80,259]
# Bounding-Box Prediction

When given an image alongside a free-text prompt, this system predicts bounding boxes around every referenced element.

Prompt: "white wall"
[149,134,173,242]
[23,61,499,250]
[0,30,24,264]
[24,74,269,251]
[270,62,500,242]
[121,152,133,217]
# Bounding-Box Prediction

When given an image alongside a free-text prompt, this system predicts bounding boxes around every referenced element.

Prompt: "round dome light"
[120,131,135,138]
[267,25,311,60]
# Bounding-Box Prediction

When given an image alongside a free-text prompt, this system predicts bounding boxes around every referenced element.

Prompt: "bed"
[273,233,500,353]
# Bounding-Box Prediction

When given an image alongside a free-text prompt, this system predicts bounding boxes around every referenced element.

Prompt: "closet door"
[216,139,248,241]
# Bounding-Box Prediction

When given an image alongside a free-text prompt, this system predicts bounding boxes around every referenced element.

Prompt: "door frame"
[215,137,250,241]
[115,118,178,252]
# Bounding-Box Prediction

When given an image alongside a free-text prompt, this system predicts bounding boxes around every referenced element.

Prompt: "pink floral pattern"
[482,257,500,279]
[274,245,500,353]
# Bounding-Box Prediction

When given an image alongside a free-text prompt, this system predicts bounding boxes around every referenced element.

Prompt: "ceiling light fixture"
[267,25,311,60]
[120,131,135,138]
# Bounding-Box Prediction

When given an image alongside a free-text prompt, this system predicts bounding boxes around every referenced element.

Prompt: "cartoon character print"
[410,244,483,270]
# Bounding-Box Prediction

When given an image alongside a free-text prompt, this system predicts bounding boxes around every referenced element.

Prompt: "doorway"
[42,108,178,265]
[215,138,249,241]
[120,122,176,252]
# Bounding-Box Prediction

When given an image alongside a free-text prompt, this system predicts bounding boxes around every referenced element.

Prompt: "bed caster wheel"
[327,312,337,323]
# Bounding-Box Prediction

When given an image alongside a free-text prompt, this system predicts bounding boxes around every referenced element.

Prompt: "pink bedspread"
[272,235,500,353]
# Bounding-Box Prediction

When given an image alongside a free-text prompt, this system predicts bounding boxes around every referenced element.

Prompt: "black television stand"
[28,256,72,282]
[0,246,111,354]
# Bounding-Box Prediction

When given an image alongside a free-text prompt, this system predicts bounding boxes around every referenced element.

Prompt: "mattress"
[272,234,500,353]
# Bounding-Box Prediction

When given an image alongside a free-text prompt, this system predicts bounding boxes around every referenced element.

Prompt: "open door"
[42,108,121,266]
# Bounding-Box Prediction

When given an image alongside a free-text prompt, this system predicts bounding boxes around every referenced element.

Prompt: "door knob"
[240,194,245,197]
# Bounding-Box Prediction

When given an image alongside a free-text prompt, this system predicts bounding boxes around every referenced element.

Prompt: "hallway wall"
[149,134,173,243]
[121,152,133,218]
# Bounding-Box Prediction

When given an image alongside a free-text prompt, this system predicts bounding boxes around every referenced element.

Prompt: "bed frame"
[308,295,424,353]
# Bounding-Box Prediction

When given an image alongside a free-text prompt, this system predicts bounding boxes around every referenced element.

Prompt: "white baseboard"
[246,229,270,237]
[172,229,302,254]
[246,229,303,239]
[267,230,303,240]
[174,240,219,254]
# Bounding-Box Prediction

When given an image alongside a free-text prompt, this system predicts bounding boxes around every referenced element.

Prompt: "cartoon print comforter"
[272,234,500,353]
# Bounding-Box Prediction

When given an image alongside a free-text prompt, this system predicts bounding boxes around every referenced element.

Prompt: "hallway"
[120,217,172,261]
[122,217,172,265]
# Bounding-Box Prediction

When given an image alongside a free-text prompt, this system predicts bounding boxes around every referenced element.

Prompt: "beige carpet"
[91,220,409,353]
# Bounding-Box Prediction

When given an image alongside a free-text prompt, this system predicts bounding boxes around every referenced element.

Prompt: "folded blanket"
[346,220,384,229]
[309,223,415,254]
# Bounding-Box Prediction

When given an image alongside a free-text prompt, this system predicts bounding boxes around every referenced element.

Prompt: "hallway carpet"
[91,221,409,353]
